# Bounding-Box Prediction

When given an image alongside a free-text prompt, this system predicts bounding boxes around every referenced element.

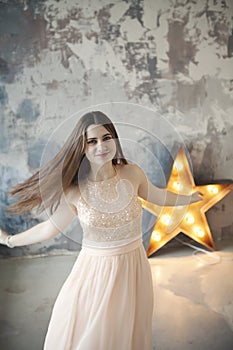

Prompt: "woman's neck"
[88,162,117,182]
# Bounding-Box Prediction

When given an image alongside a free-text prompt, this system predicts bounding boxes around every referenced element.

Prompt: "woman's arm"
[0,192,77,248]
[135,165,201,206]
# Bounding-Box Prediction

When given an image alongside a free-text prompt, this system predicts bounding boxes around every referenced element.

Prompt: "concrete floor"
[0,238,233,350]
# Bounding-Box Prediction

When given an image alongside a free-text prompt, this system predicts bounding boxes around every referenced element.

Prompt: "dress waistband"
[81,238,143,256]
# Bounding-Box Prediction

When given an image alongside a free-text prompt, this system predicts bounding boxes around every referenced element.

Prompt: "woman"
[0,111,201,350]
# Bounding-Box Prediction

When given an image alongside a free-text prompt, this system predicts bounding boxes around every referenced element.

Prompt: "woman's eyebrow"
[87,133,111,141]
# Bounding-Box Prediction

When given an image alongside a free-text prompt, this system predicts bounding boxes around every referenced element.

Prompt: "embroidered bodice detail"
[77,174,142,247]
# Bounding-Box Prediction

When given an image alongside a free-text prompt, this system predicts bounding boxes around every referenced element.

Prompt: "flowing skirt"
[43,239,153,350]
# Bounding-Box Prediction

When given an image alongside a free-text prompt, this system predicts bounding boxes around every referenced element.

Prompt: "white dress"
[43,174,153,350]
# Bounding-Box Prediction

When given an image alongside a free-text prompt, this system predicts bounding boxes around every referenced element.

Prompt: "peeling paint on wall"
[0,0,233,256]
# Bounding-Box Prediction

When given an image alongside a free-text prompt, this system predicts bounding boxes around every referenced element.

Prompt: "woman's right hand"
[0,227,9,246]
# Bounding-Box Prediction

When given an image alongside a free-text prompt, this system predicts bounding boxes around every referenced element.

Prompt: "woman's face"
[84,124,117,166]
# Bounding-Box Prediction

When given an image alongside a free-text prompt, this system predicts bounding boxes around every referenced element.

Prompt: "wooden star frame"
[141,147,233,257]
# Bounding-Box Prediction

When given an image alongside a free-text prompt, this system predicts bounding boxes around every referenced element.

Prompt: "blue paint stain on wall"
[16,99,40,121]
[0,86,8,105]
[27,139,60,170]
[0,1,47,82]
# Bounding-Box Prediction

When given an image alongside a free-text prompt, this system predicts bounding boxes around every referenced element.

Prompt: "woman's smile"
[95,151,110,157]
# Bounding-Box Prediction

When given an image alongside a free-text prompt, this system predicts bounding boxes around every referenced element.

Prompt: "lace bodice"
[76,174,142,248]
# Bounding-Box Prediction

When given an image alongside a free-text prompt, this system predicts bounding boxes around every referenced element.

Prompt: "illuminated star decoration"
[140,147,233,257]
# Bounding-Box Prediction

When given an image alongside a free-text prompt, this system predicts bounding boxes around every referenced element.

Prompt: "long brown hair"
[7,111,128,215]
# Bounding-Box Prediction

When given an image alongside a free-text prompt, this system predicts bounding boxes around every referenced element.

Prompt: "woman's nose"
[96,140,106,151]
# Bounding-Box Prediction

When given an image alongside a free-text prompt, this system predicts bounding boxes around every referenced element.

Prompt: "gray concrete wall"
[0,0,233,257]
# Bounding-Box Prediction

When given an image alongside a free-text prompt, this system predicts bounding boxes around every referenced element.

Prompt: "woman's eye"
[103,136,112,141]
[87,140,96,145]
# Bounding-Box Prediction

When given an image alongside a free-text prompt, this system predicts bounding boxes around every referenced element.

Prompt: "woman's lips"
[95,152,109,157]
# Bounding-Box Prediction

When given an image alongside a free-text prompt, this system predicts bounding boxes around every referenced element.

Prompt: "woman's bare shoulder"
[61,185,80,214]
[64,184,80,203]
[118,163,145,182]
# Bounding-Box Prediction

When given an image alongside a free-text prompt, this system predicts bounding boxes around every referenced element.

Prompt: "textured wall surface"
[0,0,233,256]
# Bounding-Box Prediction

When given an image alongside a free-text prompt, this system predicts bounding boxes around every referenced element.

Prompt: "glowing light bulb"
[194,226,205,238]
[185,213,195,224]
[174,160,183,171]
[173,181,183,191]
[152,231,161,242]
[207,185,219,194]
[161,214,173,226]
[198,230,205,238]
